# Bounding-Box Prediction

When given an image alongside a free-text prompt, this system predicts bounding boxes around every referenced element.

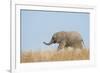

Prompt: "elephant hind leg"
[73,42,83,49]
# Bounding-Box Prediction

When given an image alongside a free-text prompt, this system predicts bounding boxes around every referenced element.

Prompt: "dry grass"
[21,48,89,63]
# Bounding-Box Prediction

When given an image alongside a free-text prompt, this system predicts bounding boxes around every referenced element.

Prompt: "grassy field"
[21,48,89,63]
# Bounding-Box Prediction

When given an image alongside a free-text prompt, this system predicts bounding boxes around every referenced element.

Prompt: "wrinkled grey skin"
[43,31,85,51]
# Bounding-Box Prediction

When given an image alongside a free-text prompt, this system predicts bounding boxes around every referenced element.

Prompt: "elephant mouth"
[53,40,56,43]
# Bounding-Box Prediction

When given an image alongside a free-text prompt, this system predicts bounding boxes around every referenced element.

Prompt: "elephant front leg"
[57,41,66,51]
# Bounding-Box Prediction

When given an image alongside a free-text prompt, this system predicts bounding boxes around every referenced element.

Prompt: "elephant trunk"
[43,40,53,45]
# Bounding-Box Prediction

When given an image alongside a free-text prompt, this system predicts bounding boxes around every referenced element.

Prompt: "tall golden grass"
[21,48,89,63]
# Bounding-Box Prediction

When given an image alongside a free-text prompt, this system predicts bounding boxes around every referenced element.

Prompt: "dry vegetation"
[21,48,89,63]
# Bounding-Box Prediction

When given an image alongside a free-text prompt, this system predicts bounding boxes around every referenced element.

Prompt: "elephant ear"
[58,35,64,43]
[60,37,65,43]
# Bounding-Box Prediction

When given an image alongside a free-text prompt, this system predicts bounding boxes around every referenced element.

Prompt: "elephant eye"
[52,37,55,40]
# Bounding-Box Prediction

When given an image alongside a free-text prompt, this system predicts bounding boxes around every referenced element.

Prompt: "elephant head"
[43,34,57,45]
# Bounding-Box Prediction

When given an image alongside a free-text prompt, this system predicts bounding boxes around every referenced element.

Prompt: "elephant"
[43,31,85,51]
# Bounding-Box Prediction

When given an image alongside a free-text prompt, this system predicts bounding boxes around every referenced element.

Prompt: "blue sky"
[21,10,90,51]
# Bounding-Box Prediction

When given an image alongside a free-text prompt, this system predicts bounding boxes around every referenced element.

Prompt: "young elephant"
[43,31,85,50]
